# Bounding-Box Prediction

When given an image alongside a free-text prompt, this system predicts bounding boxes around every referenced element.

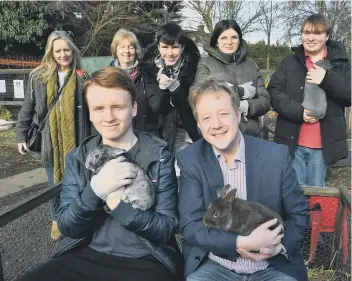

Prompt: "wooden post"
[346,107,351,131]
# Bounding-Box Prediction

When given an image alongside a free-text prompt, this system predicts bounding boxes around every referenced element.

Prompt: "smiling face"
[217,28,240,54]
[158,41,182,66]
[196,90,241,155]
[116,38,136,68]
[52,39,73,71]
[302,23,328,56]
[86,85,137,145]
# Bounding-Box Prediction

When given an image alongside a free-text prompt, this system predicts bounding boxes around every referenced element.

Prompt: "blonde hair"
[110,29,141,59]
[31,31,83,83]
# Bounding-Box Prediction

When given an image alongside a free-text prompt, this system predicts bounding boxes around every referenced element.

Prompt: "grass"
[307,266,335,281]
[0,128,16,138]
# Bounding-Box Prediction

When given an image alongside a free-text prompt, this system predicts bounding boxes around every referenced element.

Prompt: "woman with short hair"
[109,29,141,79]
[16,31,91,240]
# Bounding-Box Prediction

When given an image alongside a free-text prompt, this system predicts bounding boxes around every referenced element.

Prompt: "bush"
[0,105,11,121]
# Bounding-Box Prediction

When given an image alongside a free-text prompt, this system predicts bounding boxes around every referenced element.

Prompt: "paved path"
[0,168,47,198]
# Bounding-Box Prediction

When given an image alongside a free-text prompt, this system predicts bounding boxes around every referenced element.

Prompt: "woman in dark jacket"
[16,31,91,240]
[109,29,141,79]
[195,20,270,137]
[135,23,201,156]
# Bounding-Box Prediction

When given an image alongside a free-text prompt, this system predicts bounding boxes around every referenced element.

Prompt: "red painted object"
[308,195,350,264]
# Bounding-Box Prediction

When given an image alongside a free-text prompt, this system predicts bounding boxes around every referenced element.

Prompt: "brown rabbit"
[203,184,284,235]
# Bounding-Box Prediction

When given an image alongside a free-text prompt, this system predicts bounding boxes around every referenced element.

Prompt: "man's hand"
[237,244,283,261]
[306,64,326,85]
[303,109,318,123]
[90,157,138,201]
[157,72,180,91]
[237,219,284,251]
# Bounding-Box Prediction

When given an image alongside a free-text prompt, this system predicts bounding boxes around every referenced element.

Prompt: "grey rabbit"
[203,184,284,236]
[302,59,332,119]
[85,145,155,211]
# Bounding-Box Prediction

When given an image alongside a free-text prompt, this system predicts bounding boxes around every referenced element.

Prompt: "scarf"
[47,70,76,183]
[215,46,241,63]
[154,55,185,79]
[114,59,139,79]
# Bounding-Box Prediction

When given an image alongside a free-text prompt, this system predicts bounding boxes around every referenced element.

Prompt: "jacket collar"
[199,134,263,202]
[138,37,200,77]
[203,38,249,64]
[73,130,166,168]
[292,39,349,66]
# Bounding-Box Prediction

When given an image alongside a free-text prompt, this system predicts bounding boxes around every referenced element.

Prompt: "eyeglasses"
[218,36,239,44]
[118,45,136,51]
[302,31,326,35]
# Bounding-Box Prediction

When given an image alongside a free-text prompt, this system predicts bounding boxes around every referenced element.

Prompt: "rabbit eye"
[213,212,219,218]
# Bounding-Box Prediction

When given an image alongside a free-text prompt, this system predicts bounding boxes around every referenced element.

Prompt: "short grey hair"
[189,78,240,120]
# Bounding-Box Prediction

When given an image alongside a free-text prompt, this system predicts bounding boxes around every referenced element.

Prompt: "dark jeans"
[44,167,59,220]
[16,247,176,281]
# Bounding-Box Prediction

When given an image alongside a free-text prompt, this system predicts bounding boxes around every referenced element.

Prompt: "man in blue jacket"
[177,78,309,281]
[17,67,180,281]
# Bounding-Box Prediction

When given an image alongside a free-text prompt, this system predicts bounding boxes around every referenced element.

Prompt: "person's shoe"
[51,221,62,240]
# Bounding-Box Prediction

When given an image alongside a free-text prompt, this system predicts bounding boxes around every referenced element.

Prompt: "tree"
[187,0,265,34]
[281,0,351,47]
[258,0,280,71]
[0,1,66,55]
[187,1,216,32]
[131,1,183,32]
[247,40,292,71]
[0,1,184,57]
[58,1,134,56]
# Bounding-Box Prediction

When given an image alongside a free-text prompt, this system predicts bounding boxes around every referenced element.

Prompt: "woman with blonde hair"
[16,30,91,240]
[109,29,141,79]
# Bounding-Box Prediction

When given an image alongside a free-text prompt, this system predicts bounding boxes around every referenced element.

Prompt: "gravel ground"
[0,202,61,281]
[0,147,41,180]
[0,129,41,180]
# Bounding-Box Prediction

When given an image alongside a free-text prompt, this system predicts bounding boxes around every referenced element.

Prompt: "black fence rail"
[0,185,62,281]
[0,184,350,281]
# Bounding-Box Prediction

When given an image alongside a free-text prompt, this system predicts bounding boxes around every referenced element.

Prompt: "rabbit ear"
[219,184,231,198]
[224,188,237,202]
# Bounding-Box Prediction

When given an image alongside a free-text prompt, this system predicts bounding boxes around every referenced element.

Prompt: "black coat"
[133,37,201,152]
[268,40,351,165]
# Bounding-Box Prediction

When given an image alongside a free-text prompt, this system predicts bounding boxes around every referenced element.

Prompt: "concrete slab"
[0,168,48,197]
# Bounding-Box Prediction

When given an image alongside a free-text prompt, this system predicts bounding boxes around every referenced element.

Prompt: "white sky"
[180,1,289,45]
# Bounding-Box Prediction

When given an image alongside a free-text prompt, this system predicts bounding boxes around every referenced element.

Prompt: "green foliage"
[0,1,184,57]
[247,40,293,70]
[0,2,48,44]
[0,1,67,55]
[0,106,11,121]
[130,1,183,32]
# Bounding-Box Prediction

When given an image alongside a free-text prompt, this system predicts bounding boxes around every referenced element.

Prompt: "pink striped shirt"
[208,132,269,273]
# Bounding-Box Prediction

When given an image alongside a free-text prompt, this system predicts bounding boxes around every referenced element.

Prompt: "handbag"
[26,71,72,152]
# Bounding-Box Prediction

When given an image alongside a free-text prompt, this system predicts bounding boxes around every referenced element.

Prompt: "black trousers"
[16,247,176,281]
